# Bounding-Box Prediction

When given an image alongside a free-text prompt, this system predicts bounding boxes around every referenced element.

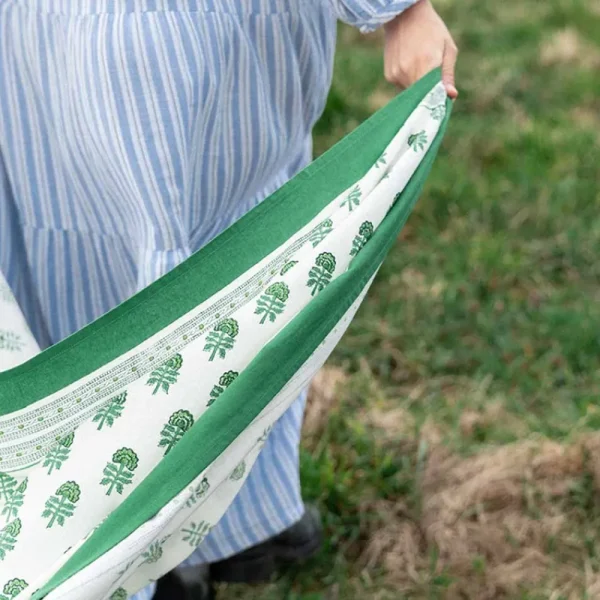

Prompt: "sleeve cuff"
[331,0,421,33]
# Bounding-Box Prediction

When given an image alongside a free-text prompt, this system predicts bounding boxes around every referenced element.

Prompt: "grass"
[221,1,600,598]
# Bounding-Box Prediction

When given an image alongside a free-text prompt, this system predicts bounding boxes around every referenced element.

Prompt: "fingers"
[442,39,459,98]
[385,56,440,90]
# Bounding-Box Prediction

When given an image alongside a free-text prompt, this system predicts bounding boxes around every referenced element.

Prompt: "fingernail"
[446,84,458,98]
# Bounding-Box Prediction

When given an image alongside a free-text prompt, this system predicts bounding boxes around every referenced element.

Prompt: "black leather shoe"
[153,567,215,600]
[210,504,323,584]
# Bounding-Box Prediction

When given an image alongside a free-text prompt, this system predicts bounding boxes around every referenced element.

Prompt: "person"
[0,1,456,598]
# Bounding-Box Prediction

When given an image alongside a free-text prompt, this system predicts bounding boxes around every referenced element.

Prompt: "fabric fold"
[0,69,450,600]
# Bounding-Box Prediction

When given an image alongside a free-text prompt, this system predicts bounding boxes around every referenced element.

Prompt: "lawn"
[222,1,600,598]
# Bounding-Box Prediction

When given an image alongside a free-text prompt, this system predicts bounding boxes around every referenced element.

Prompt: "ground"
[221,1,600,598]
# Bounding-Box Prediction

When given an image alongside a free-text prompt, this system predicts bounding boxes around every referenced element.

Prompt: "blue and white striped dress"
[0,1,416,597]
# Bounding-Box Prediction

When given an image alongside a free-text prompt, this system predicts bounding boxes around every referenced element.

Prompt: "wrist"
[384,0,430,33]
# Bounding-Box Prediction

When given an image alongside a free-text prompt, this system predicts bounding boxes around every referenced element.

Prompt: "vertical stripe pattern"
[330,0,419,31]
[0,0,417,598]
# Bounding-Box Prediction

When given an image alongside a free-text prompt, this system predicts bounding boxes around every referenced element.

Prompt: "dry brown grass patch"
[399,268,447,300]
[303,366,348,439]
[361,406,415,441]
[363,435,600,599]
[459,400,529,440]
[540,28,600,69]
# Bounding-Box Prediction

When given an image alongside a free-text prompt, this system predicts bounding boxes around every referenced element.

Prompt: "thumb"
[442,39,458,98]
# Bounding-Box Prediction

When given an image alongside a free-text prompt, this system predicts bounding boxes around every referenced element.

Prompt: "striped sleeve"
[329,0,420,32]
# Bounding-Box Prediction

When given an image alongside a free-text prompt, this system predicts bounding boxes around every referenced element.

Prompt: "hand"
[383,0,458,99]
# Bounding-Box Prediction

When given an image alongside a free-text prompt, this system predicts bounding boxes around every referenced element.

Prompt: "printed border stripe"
[36,72,452,598]
[0,68,443,414]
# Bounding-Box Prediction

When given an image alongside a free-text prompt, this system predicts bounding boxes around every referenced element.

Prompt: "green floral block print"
[0,519,21,560]
[280,260,298,276]
[204,318,239,361]
[93,391,128,430]
[159,410,195,456]
[340,184,361,212]
[308,218,333,248]
[408,130,428,152]
[116,560,136,580]
[207,371,239,407]
[186,477,210,509]
[0,476,26,524]
[0,475,16,505]
[375,152,387,168]
[147,354,183,395]
[43,432,75,475]
[425,86,447,121]
[109,588,128,600]
[101,448,139,496]
[255,282,290,324]
[0,578,28,600]
[0,331,23,353]
[141,540,165,565]
[307,252,336,296]
[42,481,81,528]
[182,521,211,548]
[428,104,445,121]
[350,221,374,257]
[257,425,273,446]
[230,460,246,481]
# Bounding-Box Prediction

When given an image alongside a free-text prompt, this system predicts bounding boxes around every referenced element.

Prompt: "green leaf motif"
[181,521,211,548]
[42,481,81,528]
[340,185,361,212]
[230,461,246,482]
[101,448,139,496]
[280,260,298,276]
[93,392,128,430]
[141,541,163,564]
[1,477,26,525]
[116,560,136,579]
[255,282,290,325]
[147,354,183,395]
[0,578,27,600]
[375,152,387,168]
[0,331,23,353]
[0,519,21,561]
[159,410,195,456]
[307,252,336,297]
[308,218,333,248]
[350,221,374,257]
[203,318,239,362]
[427,85,447,105]
[425,86,447,120]
[207,371,239,407]
[43,432,75,475]
[185,477,210,509]
[408,130,428,152]
[428,104,446,121]
[0,475,16,505]
[0,475,20,524]
[60,432,75,448]
[258,425,273,445]
[110,588,128,600]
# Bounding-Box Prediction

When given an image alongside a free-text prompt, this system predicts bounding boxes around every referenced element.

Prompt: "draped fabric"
[0,8,419,592]
[0,71,450,599]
